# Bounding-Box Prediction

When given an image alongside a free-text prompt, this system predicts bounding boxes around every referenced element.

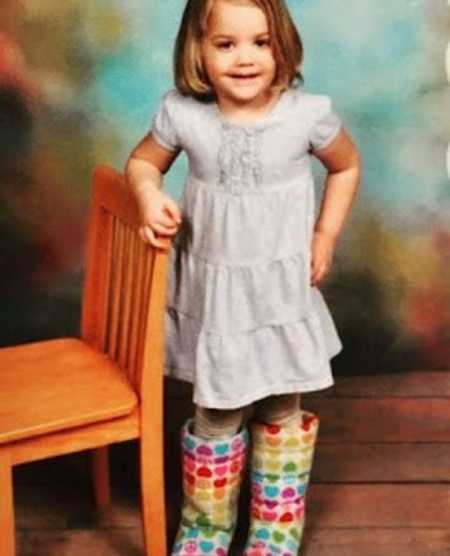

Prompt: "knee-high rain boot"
[172,418,249,556]
[243,410,319,556]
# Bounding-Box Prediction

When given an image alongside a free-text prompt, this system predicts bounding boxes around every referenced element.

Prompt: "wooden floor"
[14,371,450,555]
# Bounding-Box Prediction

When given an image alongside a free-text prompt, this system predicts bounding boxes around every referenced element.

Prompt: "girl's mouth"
[229,74,259,80]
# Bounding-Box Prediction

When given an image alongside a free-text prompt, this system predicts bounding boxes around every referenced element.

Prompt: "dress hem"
[163,364,337,409]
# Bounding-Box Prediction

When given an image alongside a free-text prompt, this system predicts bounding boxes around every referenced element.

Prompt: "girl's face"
[201,0,276,110]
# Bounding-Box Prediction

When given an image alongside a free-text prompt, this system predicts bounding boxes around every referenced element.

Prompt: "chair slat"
[118,224,134,370]
[122,229,136,374]
[98,213,114,352]
[135,252,156,388]
[108,217,125,360]
[128,236,145,384]
[82,207,114,352]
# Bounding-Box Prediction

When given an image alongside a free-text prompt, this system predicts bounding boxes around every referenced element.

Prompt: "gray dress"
[151,86,343,409]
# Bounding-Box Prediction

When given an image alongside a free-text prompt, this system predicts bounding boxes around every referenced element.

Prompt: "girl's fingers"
[164,199,182,224]
[139,226,171,250]
[310,261,317,285]
[139,226,154,244]
[311,270,323,286]
[156,213,178,229]
[152,220,179,236]
[311,259,329,286]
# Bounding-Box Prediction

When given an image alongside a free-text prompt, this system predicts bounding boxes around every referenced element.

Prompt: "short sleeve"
[151,90,180,151]
[309,96,342,152]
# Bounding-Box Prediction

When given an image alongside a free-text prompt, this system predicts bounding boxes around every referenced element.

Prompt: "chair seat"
[0,338,138,444]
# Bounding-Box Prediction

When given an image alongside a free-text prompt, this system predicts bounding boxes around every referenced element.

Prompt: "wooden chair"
[0,165,170,555]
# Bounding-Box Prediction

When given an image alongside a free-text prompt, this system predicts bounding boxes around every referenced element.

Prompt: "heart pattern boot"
[171,418,249,556]
[243,410,319,556]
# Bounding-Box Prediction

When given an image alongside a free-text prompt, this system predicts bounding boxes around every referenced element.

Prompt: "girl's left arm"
[310,128,361,286]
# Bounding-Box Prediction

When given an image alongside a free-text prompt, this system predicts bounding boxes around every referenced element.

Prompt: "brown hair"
[174,0,304,99]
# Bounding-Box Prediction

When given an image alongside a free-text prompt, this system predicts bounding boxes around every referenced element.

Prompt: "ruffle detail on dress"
[167,243,311,334]
[164,288,341,409]
[218,124,264,193]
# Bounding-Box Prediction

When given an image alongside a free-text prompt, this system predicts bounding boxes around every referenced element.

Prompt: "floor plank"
[313,442,450,482]
[302,528,450,556]
[17,530,143,556]
[307,484,450,528]
[304,398,450,442]
[307,371,450,398]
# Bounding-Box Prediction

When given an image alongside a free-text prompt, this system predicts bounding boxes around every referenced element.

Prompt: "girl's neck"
[215,88,284,125]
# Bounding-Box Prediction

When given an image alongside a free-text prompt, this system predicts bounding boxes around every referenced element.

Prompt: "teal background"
[1,0,449,373]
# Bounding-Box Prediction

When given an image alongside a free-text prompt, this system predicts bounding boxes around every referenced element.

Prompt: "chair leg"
[0,449,15,556]
[140,434,167,556]
[91,446,111,510]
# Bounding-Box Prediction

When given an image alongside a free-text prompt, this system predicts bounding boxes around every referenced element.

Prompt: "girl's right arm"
[125,133,182,251]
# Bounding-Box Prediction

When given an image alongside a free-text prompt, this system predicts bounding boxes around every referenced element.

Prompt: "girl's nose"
[235,45,254,65]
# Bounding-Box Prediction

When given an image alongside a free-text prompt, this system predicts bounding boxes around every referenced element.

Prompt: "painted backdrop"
[1,0,449,374]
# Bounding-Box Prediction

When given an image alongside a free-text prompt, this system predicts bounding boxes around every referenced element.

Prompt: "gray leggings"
[194,394,302,439]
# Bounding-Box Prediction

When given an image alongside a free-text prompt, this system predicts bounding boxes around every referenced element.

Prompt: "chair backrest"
[81,165,170,404]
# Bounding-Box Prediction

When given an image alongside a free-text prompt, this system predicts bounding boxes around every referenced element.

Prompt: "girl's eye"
[216,41,233,50]
[255,39,270,48]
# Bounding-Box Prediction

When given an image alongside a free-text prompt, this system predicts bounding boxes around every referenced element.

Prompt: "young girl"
[126,0,360,554]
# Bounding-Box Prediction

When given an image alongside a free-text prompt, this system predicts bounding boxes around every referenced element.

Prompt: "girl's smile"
[226,71,265,83]
[202,0,278,118]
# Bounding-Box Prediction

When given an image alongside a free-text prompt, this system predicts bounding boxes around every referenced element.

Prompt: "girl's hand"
[310,230,336,287]
[138,186,182,251]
